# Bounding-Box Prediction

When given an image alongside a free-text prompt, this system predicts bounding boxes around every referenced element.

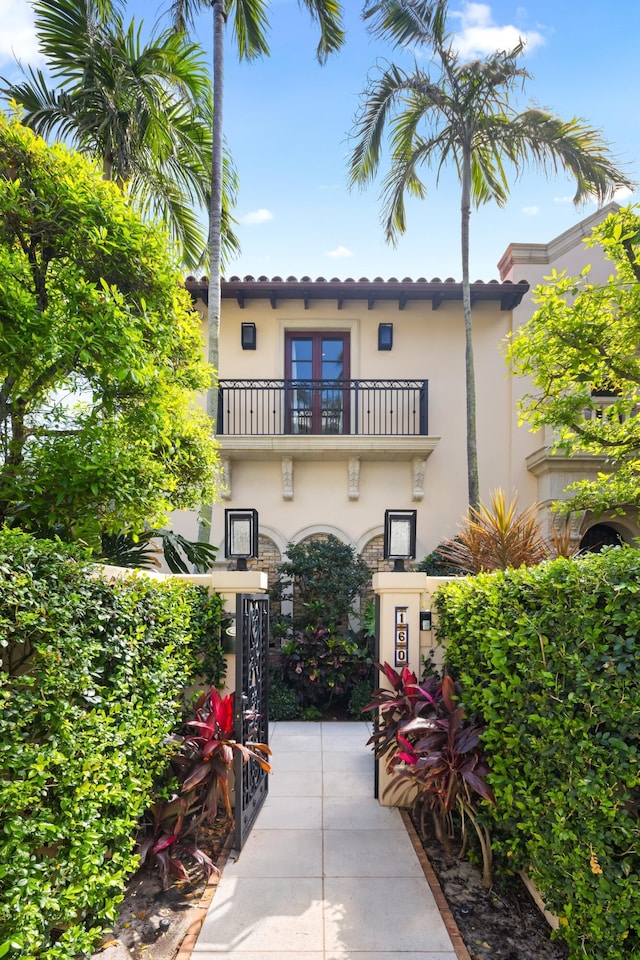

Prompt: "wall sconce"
[383,509,417,571]
[241,322,257,350]
[378,322,393,351]
[224,508,259,570]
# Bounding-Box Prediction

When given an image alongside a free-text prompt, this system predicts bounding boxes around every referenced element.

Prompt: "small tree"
[270,535,371,636]
[0,113,218,547]
[507,206,640,515]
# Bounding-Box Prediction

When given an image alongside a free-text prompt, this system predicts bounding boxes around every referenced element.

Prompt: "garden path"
[190,720,458,960]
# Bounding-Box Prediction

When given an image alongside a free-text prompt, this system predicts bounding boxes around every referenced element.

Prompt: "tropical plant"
[364,661,495,887]
[350,0,633,510]
[169,0,345,435]
[507,205,640,516]
[137,790,218,890]
[275,627,372,709]
[0,113,217,546]
[101,529,218,573]
[2,0,238,269]
[138,686,270,888]
[437,489,548,573]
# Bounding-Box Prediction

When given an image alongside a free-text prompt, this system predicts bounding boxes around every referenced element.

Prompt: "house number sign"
[394,606,409,667]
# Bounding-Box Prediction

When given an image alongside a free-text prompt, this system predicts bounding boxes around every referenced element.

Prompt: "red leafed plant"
[138,688,271,888]
[364,662,495,888]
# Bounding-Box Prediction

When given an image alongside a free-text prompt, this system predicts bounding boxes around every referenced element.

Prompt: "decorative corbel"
[220,458,231,501]
[411,457,426,501]
[282,457,294,500]
[348,457,360,501]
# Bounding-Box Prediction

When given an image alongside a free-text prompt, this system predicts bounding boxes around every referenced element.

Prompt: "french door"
[285,332,350,434]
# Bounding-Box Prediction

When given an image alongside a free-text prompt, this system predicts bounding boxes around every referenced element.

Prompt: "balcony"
[217,379,429,437]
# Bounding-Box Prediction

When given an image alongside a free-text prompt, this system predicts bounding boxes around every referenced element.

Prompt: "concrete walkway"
[191,721,458,960]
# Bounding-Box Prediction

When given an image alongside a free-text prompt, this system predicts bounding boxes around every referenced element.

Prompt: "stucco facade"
[179,203,639,571]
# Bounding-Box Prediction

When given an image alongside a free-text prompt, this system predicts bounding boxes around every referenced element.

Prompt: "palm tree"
[169,0,345,426]
[349,0,633,509]
[2,0,238,270]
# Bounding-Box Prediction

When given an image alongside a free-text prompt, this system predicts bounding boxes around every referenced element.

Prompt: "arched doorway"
[579,523,627,553]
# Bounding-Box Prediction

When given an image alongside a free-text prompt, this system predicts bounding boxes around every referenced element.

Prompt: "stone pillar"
[372,573,455,806]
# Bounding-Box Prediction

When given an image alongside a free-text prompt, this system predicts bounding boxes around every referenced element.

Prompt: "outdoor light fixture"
[378,322,393,351]
[383,509,417,571]
[241,322,257,350]
[224,508,259,570]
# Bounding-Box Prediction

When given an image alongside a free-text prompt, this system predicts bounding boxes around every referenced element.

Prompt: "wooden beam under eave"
[270,295,277,309]
[398,295,407,310]
[304,295,309,309]
[431,293,443,310]
[236,292,245,308]
[368,296,375,310]
[337,298,344,309]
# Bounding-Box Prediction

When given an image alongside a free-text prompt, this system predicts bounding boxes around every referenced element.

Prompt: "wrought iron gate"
[234,593,269,850]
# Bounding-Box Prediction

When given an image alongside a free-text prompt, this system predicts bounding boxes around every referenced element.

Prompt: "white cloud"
[614,185,634,201]
[240,208,274,225]
[0,0,42,69]
[522,205,540,215]
[326,245,353,259]
[553,195,574,204]
[450,3,545,59]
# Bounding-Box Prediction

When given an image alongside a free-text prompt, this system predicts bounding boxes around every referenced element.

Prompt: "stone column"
[371,573,455,805]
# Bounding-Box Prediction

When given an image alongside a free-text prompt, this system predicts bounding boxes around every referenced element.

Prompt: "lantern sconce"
[224,508,259,570]
[241,322,257,350]
[378,323,393,351]
[383,509,417,571]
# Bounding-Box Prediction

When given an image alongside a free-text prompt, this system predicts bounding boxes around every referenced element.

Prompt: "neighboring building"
[180,203,639,574]
[500,202,639,550]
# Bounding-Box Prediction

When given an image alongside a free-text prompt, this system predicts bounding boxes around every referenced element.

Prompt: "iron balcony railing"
[217,379,429,436]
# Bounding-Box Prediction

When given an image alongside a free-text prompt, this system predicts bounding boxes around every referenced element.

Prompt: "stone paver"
[191,722,458,959]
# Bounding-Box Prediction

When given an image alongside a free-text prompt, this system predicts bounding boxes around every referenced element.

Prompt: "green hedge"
[436,549,640,959]
[0,530,223,959]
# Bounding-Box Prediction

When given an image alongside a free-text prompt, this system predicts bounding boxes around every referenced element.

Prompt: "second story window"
[285,333,350,435]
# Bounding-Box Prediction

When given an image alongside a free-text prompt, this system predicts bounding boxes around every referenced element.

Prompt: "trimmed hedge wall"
[436,549,639,960]
[0,530,223,959]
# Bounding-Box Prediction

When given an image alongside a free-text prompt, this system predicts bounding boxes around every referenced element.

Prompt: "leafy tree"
[349,0,632,509]
[508,205,640,516]
[270,535,371,636]
[2,0,238,270]
[169,0,345,427]
[0,112,218,547]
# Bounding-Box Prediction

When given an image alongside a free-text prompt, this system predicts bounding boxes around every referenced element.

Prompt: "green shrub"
[0,529,221,959]
[347,677,376,719]
[436,548,640,960]
[268,673,303,720]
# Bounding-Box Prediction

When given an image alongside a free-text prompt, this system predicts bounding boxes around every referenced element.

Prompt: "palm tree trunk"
[200,0,226,544]
[460,147,479,510]
[208,0,225,426]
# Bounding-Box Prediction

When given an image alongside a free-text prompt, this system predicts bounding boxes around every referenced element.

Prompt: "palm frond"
[232,0,270,60]
[364,0,448,50]
[504,109,634,205]
[299,0,345,64]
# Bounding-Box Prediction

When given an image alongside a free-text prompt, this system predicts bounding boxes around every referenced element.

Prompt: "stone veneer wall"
[246,535,282,582]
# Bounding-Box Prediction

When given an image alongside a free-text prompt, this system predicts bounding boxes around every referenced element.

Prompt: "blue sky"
[3,1,639,281]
